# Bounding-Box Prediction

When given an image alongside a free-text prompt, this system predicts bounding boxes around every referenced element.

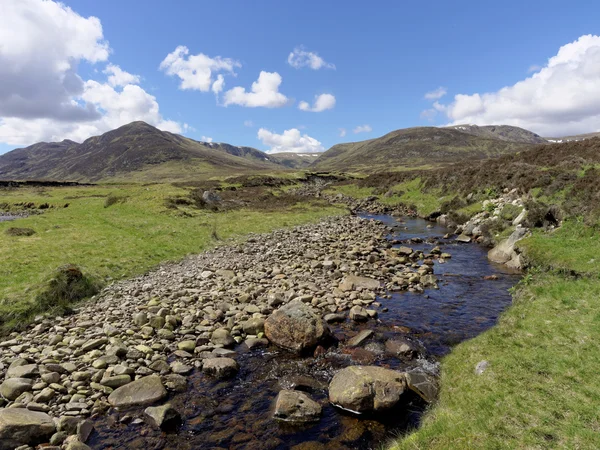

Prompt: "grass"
[324,184,376,199]
[391,274,600,450]
[378,178,449,216]
[519,220,600,276]
[0,183,343,329]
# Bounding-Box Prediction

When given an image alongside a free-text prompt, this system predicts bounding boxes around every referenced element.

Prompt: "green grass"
[392,274,600,450]
[0,184,343,328]
[519,220,600,276]
[378,178,449,216]
[324,184,376,199]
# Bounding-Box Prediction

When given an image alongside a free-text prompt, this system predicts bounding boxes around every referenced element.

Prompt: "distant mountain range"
[0,121,594,181]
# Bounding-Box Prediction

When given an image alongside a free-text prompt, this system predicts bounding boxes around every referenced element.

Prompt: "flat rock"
[202,358,239,378]
[0,408,56,450]
[328,366,406,414]
[347,330,374,347]
[144,403,181,429]
[273,390,322,423]
[0,378,33,401]
[405,371,439,403]
[339,275,380,292]
[108,375,167,408]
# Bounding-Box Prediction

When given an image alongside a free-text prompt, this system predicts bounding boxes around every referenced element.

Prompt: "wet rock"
[455,234,471,243]
[244,338,269,349]
[163,374,187,393]
[347,330,374,347]
[77,420,94,443]
[349,306,369,322]
[0,408,56,450]
[385,338,419,358]
[405,371,439,403]
[144,403,181,429]
[329,366,406,414]
[264,299,329,353]
[323,313,345,323]
[273,390,322,423]
[202,358,239,378]
[107,375,167,408]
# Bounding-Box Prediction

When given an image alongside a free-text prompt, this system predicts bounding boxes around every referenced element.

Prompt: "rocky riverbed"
[0,214,520,449]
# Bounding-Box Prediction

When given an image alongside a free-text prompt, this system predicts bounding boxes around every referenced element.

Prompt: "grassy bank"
[0,183,342,329]
[387,210,600,447]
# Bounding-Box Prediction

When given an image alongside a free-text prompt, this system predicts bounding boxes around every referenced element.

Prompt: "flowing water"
[88,215,521,450]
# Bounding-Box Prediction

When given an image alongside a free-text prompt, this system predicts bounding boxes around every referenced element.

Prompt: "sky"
[1,0,600,155]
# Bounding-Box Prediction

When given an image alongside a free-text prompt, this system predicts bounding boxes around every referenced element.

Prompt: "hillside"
[0,122,280,182]
[267,152,320,169]
[447,124,547,144]
[312,126,535,172]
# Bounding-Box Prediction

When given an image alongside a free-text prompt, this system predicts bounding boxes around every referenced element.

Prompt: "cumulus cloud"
[353,125,372,134]
[159,45,240,92]
[104,64,140,87]
[0,0,109,122]
[201,136,213,143]
[437,35,600,136]
[211,74,225,95]
[339,128,347,137]
[298,93,336,112]
[0,0,182,146]
[288,46,335,70]
[257,128,324,154]
[223,71,289,108]
[424,87,447,100]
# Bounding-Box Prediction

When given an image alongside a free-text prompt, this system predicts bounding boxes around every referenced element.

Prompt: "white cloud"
[339,128,347,137]
[298,93,336,112]
[424,86,447,100]
[527,64,542,73]
[223,71,289,108]
[104,64,140,87]
[0,0,182,146]
[438,35,600,136]
[244,120,254,127]
[159,45,240,92]
[211,74,225,95]
[0,0,109,122]
[288,46,335,70]
[201,135,213,143]
[353,125,372,134]
[258,128,324,154]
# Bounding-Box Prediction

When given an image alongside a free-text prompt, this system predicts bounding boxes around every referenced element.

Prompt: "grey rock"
[202,358,239,378]
[107,375,167,408]
[0,378,33,401]
[273,390,321,423]
[0,408,56,450]
[144,403,181,429]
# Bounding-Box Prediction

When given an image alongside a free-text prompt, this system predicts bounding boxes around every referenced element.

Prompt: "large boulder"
[273,390,322,423]
[0,377,33,400]
[0,408,56,450]
[264,299,329,353]
[328,366,406,414]
[202,358,239,378]
[108,375,167,408]
[488,226,528,269]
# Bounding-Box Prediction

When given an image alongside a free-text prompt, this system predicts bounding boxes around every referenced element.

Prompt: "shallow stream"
[88,214,521,449]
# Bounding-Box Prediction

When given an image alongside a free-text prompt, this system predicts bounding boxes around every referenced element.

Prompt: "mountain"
[0,122,280,181]
[311,126,538,172]
[267,152,321,169]
[545,131,600,143]
[447,124,547,144]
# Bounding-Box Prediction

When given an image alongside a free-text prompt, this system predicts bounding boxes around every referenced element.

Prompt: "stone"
[144,403,181,429]
[488,226,528,269]
[264,299,329,353]
[347,330,374,347]
[101,375,131,388]
[202,358,239,378]
[455,234,472,243]
[349,306,369,322]
[163,374,187,393]
[475,360,490,375]
[244,338,269,349]
[177,340,196,353]
[273,390,322,423]
[0,378,33,401]
[242,318,265,335]
[107,375,167,408]
[6,364,38,379]
[328,366,406,414]
[323,313,345,323]
[385,338,419,358]
[405,371,439,403]
[211,328,235,348]
[0,408,56,450]
[339,275,380,292]
[81,338,108,352]
[77,419,94,443]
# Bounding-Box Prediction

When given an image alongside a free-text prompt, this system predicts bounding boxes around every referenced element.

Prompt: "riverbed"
[87,215,520,450]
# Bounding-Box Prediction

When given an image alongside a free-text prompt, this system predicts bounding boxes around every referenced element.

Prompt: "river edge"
[0,213,520,449]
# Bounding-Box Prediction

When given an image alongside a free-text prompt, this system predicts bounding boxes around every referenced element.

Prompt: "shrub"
[35,264,98,314]
[5,227,35,237]
[104,194,127,208]
[500,204,522,222]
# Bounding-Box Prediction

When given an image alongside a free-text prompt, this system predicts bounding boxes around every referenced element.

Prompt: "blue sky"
[1,0,599,154]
